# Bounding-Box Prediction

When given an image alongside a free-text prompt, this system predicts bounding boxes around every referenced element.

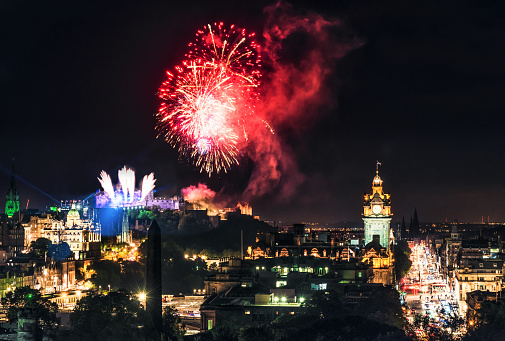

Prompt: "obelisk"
[145,219,162,340]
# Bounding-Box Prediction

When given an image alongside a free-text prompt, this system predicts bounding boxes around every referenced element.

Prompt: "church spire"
[5,158,20,218]
[10,158,16,190]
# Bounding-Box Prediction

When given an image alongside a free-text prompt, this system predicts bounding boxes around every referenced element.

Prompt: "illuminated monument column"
[145,220,162,339]
[362,163,392,252]
[119,210,131,244]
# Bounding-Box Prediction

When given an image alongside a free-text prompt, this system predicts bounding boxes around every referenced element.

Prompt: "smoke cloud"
[244,1,360,199]
[178,2,359,205]
[181,183,217,210]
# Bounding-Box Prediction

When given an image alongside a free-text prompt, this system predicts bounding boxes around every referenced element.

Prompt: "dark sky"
[1,0,504,225]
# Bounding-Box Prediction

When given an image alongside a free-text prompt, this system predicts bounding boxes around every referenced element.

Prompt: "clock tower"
[363,162,392,252]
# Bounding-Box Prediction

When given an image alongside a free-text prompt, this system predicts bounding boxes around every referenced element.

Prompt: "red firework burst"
[157,22,262,175]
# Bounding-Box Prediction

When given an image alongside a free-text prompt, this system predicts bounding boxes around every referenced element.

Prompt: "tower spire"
[5,158,20,218]
[376,160,381,174]
[10,158,16,189]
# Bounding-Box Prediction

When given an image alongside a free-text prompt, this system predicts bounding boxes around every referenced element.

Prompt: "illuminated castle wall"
[95,187,151,209]
[94,166,179,210]
[95,190,180,211]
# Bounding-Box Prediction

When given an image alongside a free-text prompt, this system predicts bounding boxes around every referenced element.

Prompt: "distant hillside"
[168,214,275,253]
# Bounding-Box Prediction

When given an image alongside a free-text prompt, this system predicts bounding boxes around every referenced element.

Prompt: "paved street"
[400,242,464,336]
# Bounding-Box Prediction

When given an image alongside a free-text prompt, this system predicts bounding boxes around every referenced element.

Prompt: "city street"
[400,242,464,336]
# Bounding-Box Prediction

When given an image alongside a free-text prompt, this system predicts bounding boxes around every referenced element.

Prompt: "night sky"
[1,0,504,225]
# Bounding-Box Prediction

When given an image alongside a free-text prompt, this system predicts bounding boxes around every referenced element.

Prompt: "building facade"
[43,209,101,260]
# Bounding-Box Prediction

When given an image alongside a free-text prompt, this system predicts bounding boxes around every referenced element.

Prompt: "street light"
[138,292,146,308]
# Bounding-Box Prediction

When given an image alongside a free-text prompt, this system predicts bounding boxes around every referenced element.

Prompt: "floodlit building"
[43,208,101,260]
[454,259,503,302]
[466,290,500,326]
[361,235,395,286]
[200,257,377,333]
[23,214,63,248]
[0,219,25,257]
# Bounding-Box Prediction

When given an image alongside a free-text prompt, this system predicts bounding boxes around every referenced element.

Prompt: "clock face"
[372,205,381,214]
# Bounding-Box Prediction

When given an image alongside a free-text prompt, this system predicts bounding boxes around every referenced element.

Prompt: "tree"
[68,290,145,341]
[223,249,241,258]
[89,260,121,290]
[161,239,185,261]
[178,214,199,233]
[241,313,408,341]
[162,306,185,341]
[304,289,347,319]
[395,240,412,280]
[120,261,145,293]
[138,210,156,220]
[354,286,404,328]
[238,325,274,341]
[30,238,52,258]
[1,286,59,340]
[464,300,505,340]
[158,209,181,233]
[207,312,250,341]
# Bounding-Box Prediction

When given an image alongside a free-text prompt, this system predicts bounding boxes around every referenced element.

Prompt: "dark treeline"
[92,213,272,295]
[195,286,408,341]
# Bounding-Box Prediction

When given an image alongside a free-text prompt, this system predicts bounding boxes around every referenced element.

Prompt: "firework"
[97,167,158,207]
[140,173,156,202]
[118,166,135,203]
[157,22,262,174]
[98,171,115,200]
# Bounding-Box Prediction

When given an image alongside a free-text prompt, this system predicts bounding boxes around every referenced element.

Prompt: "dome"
[372,174,383,187]
[67,209,80,220]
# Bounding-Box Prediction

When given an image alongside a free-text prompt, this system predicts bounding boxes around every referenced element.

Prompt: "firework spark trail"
[157,22,263,175]
[140,173,156,201]
[157,6,357,200]
[118,166,136,203]
[98,171,115,200]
